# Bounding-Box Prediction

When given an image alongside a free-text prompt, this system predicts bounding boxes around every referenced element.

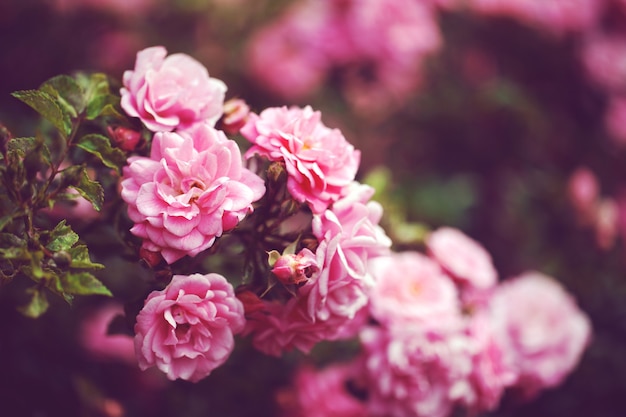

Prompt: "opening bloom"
[120,46,227,132]
[241,105,361,213]
[426,227,498,291]
[134,273,245,382]
[489,271,592,399]
[120,124,265,264]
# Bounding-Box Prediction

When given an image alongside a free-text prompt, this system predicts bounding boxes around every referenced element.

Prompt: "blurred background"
[1,0,626,416]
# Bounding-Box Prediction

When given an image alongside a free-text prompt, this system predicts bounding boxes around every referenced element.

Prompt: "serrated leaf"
[19,288,49,318]
[11,90,72,137]
[67,245,104,270]
[61,272,112,296]
[7,136,37,160]
[76,72,112,118]
[46,220,79,252]
[76,133,126,172]
[40,75,85,117]
[69,168,103,211]
[86,94,123,121]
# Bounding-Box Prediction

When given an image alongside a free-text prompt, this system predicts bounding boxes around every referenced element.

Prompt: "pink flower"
[567,166,600,224]
[360,324,474,417]
[120,46,227,132]
[426,227,498,291]
[581,34,626,92]
[134,273,245,382]
[120,124,265,264]
[605,95,626,147]
[241,106,361,213]
[79,302,136,364]
[463,309,518,414]
[277,363,367,417]
[305,183,391,322]
[368,251,460,327]
[489,272,592,399]
[241,297,335,357]
[219,98,251,135]
[244,6,330,100]
[271,248,319,285]
[464,0,601,35]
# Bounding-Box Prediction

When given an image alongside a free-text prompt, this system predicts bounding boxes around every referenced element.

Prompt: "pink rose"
[120,124,265,264]
[120,46,227,132]
[241,297,335,357]
[241,106,361,213]
[463,309,518,414]
[134,273,245,382]
[489,272,592,399]
[360,324,474,417]
[305,183,391,322]
[368,251,460,326]
[426,227,498,291]
[277,363,367,417]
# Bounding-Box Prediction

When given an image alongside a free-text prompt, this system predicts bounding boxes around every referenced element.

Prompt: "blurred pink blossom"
[463,309,518,414]
[368,251,460,326]
[277,363,367,417]
[120,46,227,132]
[241,106,360,213]
[604,95,626,147]
[360,324,474,417]
[581,34,626,93]
[79,302,136,364]
[426,227,498,291]
[244,3,332,99]
[463,0,603,35]
[120,124,265,264]
[567,166,600,224]
[489,272,592,399]
[134,273,245,382]
[241,297,337,357]
[52,0,155,15]
[593,197,619,250]
[306,183,391,322]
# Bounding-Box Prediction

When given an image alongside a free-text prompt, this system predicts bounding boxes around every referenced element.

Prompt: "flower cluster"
[279,228,591,417]
[118,46,390,381]
[245,0,442,115]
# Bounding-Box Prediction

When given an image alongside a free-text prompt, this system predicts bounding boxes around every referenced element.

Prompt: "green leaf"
[67,245,105,270]
[70,168,104,211]
[6,136,37,160]
[86,94,123,121]
[76,72,112,117]
[61,272,112,296]
[19,288,49,318]
[76,133,126,172]
[11,90,72,137]
[40,75,85,117]
[46,220,79,252]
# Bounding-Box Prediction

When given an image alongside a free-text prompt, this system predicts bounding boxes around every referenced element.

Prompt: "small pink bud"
[220,98,250,135]
[568,167,599,224]
[594,198,619,250]
[271,248,318,285]
[108,126,142,152]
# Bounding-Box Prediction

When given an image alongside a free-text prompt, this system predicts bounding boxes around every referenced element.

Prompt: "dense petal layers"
[121,124,265,263]
[134,273,245,382]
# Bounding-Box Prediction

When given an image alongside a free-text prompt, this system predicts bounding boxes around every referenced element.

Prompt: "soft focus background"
[1,0,626,416]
